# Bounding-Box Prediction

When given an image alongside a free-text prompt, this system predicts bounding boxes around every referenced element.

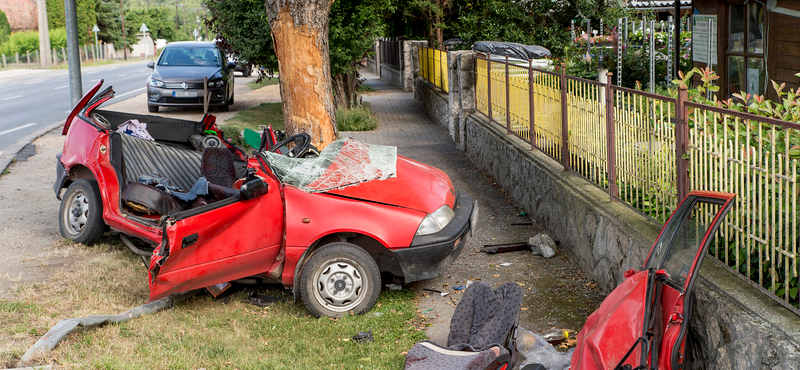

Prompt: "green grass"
[337,104,379,132]
[222,103,285,148]
[246,76,281,90]
[0,236,427,369]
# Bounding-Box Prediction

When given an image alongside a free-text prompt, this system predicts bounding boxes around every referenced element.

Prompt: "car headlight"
[148,78,164,88]
[208,79,225,87]
[416,205,456,236]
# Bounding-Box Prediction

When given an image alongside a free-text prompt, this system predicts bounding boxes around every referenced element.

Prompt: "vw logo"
[181,82,188,89]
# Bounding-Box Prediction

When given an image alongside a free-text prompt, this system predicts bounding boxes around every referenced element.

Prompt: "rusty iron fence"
[419,47,449,93]
[474,52,800,313]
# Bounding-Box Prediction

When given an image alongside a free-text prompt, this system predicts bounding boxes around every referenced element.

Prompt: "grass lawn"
[246,76,281,90]
[0,236,427,369]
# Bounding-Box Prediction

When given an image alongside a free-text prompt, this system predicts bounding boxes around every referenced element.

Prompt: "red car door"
[644,191,736,370]
[147,176,284,301]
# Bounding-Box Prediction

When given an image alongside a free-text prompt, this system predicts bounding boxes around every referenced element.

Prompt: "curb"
[0,120,63,174]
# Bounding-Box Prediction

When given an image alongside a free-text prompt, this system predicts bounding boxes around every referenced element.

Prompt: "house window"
[727,1,765,97]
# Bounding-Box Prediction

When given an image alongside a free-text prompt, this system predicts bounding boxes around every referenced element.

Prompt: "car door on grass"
[148,177,284,301]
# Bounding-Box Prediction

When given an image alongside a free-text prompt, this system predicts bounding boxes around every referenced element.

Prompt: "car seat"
[404,281,522,370]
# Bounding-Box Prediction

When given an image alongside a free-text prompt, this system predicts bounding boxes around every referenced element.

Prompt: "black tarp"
[472,41,551,60]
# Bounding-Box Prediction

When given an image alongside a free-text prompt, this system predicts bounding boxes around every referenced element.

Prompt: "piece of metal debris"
[243,293,279,307]
[386,283,402,290]
[352,330,374,343]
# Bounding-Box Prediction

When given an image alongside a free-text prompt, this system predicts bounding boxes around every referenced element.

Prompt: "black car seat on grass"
[404,281,523,370]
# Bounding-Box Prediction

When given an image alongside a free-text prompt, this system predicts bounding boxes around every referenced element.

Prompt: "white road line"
[0,151,3,156]
[25,81,41,85]
[116,87,146,98]
[54,86,68,90]
[85,71,98,75]
[64,110,71,113]
[90,79,100,82]
[1,95,22,101]
[0,123,37,137]
[118,74,127,77]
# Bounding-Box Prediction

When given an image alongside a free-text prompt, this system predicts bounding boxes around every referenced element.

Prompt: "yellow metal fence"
[472,52,799,312]
[419,47,448,92]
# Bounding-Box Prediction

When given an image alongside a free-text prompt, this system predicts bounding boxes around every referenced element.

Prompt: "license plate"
[172,91,197,97]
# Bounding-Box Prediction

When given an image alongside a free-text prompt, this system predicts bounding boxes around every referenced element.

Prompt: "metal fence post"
[487,54,493,122]
[26,51,31,67]
[560,64,570,170]
[675,86,690,201]
[505,55,511,135]
[605,72,618,200]
[528,59,536,150]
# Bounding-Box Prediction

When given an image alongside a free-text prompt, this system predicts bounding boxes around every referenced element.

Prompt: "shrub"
[0,10,10,44]
[0,28,69,57]
[336,105,378,131]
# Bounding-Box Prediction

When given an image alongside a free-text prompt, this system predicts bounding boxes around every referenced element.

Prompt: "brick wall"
[0,0,38,31]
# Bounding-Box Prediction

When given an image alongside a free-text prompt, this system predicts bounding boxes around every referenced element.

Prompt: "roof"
[164,41,217,48]
[629,0,691,8]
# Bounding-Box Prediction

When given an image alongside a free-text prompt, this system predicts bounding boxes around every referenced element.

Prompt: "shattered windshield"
[261,138,397,193]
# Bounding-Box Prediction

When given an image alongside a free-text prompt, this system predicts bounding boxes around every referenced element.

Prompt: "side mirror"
[226,61,236,70]
[146,62,154,69]
[240,178,268,200]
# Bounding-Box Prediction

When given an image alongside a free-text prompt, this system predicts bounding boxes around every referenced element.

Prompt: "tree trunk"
[265,0,338,149]
[332,69,358,110]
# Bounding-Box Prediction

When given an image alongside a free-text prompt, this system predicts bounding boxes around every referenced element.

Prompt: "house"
[0,0,37,31]
[692,0,800,100]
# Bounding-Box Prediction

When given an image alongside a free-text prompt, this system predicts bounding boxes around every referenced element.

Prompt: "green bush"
[0,10,10,44]
[336,105,378,131]
[0,28,68,57]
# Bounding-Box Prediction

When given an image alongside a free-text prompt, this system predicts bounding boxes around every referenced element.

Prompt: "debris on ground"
[480,242,528,254]
[242,293,279,307]
[206,282,232,297]
[352,330,374,343]
[529,233,557,258]
[386,283,403,290]
[516,327,572,370]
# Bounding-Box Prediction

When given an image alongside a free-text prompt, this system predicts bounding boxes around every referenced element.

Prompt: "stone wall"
[413,49,800,369]
[0,0,38,31]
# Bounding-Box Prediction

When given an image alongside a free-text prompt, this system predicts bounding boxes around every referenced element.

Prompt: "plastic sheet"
[517,327,573,370]
[472,41,552,60]
[262,137,397,193]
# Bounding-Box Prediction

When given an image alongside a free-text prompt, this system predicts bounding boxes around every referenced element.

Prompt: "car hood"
[152,66,223,82]
[325,156,456,214]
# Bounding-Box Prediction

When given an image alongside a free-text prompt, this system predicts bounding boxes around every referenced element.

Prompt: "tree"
[46,0,96,44]
[265,0,337,149]
[0,10,10,44]
[206,0,277,71]
[95,0,124,50]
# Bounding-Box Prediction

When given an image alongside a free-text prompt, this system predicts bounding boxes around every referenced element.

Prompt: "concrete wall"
[379,64,402,87]
[413,49,800,369]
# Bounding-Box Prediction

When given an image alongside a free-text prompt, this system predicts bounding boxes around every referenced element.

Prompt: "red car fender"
[280,187,426,287]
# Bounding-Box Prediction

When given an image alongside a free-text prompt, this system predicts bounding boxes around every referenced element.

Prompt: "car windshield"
[158,47,220,67]
[261,138,397,193]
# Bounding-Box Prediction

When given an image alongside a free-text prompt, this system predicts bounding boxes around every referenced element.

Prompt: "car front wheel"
[59,179,105,244]
[299,242,381,318]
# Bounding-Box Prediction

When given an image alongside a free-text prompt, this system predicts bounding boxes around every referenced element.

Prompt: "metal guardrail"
[474,51,800,313]
[419,47,448,93]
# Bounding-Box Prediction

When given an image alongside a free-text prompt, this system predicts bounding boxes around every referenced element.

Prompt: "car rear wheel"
[59,179,105,245]
[148,105,158,113]
[300,242,381,318]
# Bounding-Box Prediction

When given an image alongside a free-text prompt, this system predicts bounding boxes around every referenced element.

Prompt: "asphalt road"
[0,62,153,155]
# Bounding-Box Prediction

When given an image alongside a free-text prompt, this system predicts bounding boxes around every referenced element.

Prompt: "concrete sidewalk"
[347,71,604,346]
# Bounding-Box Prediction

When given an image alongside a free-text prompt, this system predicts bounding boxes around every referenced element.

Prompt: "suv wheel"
[300,242,381,318]
[59,179,105,244]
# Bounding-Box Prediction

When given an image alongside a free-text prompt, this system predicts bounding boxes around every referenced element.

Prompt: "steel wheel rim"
[63,190,89,236]
[312,258,367,313]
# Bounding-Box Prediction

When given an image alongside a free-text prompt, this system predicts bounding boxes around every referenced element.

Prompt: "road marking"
[2,95,22,101]
[0,151,3,156]
[85,71,98,75]
[64,110,71,113]
[25,81,41,85]
[116,87,146,98]
[118,74,127,77]
[54,86,68,90]
[0,123,37,137]
[90,79,100,82]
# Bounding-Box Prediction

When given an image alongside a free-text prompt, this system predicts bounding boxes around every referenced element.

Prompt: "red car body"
[54,81,475,317]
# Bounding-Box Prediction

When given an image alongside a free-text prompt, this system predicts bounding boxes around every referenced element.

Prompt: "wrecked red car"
[54,81,477,317]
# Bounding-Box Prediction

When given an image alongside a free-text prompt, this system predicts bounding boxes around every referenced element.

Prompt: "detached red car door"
[147,176,284,301]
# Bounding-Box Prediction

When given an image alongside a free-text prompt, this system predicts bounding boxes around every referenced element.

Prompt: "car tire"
[219,102,230,112]
[299,242,381,318]
[228,91,234,105]
[148,105,158,113]
[59,179,105,245]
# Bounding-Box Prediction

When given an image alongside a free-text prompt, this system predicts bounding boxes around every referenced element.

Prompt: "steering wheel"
[268,133,312,158]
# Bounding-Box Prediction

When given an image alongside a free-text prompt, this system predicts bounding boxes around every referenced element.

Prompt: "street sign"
[92,24,100,32]
[140,23,149,33]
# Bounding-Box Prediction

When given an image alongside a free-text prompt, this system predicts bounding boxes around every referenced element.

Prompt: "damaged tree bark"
[265,0,338,149]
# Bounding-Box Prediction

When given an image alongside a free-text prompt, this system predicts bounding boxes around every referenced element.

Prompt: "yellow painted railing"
[472,51,799,311]
[419,47,448,92]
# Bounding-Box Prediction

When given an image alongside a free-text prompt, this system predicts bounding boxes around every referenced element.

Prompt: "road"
[0,62,153,156]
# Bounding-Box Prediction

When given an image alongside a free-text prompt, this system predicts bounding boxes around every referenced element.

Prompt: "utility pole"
[64,0,82,106]
[38,0,52,68]
[121,0,127,60]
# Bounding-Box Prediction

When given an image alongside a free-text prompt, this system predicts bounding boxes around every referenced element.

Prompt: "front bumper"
[54,153,67,200]
[392,191,476,283]
[147,86,227,107]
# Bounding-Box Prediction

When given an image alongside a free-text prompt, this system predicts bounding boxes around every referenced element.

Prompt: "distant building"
[628,0,692,20]
[0,0,38,31]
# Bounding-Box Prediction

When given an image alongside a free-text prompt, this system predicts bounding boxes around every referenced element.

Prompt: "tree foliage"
[206,0,276,69]
[329,0,393,75]
[0,10,10,44]
[46,0,97,44]
[125,7,187,44]
[95,0,125,50]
